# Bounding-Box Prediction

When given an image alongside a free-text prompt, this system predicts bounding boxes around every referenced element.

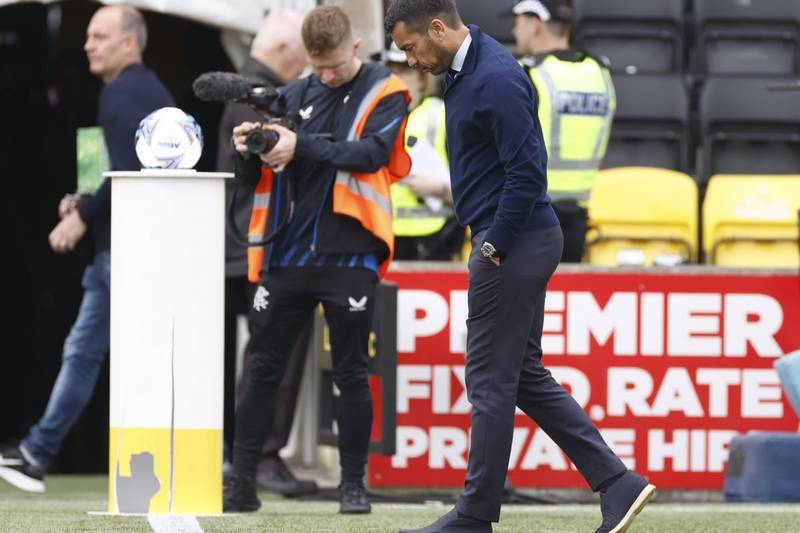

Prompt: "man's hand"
[260,124,297,171]
[403,173,452,203]
[231,122,261,155]
[49,211,87,254]
[58,194,78,219]
[489,256,500,267]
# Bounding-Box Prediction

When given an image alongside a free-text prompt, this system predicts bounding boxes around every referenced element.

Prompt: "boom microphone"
[192,71,254,102]
[192,71,284,114]
[194,71,297,248]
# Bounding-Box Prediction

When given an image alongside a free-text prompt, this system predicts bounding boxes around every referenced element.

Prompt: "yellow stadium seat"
[703,175,800,268]
[586,167,698,266]
[460,227,472,263]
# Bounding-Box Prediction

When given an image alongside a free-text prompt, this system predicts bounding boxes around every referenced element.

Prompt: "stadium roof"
[0,0,312,33]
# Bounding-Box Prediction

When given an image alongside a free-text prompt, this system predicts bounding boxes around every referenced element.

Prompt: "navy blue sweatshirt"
[269,69,406,271]
[445,25,558,257]
[77,63,174,252]
[236,63,409,277]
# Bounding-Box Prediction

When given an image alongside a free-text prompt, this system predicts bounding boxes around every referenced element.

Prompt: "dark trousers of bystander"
[552,199,588,263]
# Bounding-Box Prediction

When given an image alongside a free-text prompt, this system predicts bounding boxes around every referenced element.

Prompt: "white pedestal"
[106,170,232,514]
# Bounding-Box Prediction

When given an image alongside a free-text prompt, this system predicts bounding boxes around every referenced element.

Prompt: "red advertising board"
[368,268,800,489]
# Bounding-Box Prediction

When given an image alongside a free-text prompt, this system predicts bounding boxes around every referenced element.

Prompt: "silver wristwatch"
[480,241,497,259]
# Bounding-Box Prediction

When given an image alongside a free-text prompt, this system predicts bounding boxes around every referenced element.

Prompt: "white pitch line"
[515,506,800,514]
[376,503,800,514]
[148,515,204,533]
[635,506,800,514]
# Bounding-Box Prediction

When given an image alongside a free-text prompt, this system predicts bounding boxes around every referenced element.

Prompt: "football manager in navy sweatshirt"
[386,1,655,532]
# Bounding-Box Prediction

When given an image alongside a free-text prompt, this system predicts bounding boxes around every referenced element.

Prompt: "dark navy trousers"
[456,225,626,523]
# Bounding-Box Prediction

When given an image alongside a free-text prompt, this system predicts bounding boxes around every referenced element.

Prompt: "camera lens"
[245,129,280,154]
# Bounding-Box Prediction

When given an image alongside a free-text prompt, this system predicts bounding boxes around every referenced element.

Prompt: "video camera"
[192,71,299,154]
[192,71,308,247]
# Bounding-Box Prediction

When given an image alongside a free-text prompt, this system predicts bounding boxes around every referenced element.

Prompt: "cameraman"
[214,9,317,497]
[224,6,410,515]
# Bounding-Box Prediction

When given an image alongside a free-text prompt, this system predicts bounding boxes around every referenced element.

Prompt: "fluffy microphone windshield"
[192,72,253,102]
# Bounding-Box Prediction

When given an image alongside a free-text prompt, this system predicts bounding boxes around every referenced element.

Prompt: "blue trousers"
[456,227,626,522]
[22,251,110,468]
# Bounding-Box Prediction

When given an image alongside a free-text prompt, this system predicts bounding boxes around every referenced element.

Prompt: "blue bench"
[724,433,800,503]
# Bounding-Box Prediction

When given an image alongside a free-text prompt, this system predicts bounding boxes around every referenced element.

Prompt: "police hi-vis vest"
[247,73,411,282]
[524,50,615,205]
[391,96,449,237]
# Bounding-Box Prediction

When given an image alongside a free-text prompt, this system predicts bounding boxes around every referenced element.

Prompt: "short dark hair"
[384,0,461,35]
[302,5,352,57]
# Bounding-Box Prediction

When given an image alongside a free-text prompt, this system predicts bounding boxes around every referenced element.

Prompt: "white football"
[135,107,203,169]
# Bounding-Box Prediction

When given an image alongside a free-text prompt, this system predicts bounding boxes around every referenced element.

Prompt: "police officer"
[512,0,616,262]
[382,43,463,261]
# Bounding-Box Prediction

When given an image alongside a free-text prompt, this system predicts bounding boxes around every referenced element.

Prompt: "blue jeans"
[22,251,110,468]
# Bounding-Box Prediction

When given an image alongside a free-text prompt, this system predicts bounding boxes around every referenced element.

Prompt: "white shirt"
[450,33,472,74]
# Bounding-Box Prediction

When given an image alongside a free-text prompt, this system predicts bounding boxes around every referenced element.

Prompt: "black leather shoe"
[223,472,261,513]
[594,471,655,533]
[256,456,318,497]
[339,481,371,514]
[399,507,492,533]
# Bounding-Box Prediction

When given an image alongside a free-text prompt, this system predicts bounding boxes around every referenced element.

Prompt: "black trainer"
[0,443,45,494]
[256,456,318,497]
[223,472,261,513]
[339,481,371,514]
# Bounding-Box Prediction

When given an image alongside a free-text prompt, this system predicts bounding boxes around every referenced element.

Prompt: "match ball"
[135,107,203,169]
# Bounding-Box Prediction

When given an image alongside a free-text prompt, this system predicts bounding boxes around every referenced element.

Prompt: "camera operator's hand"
[49,210,87,254]
[232,122,261,155]
[261,124,297,172]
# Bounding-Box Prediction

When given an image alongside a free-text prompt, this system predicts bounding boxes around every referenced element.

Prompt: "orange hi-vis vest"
[247,73,411,282]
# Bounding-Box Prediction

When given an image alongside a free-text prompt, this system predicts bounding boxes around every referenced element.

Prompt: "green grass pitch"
[1,476,799,532]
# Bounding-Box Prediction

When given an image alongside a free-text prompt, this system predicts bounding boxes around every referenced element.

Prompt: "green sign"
[76,127,110,194]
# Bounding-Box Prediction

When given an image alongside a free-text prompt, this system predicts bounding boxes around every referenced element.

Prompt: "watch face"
[481,242,495,257]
